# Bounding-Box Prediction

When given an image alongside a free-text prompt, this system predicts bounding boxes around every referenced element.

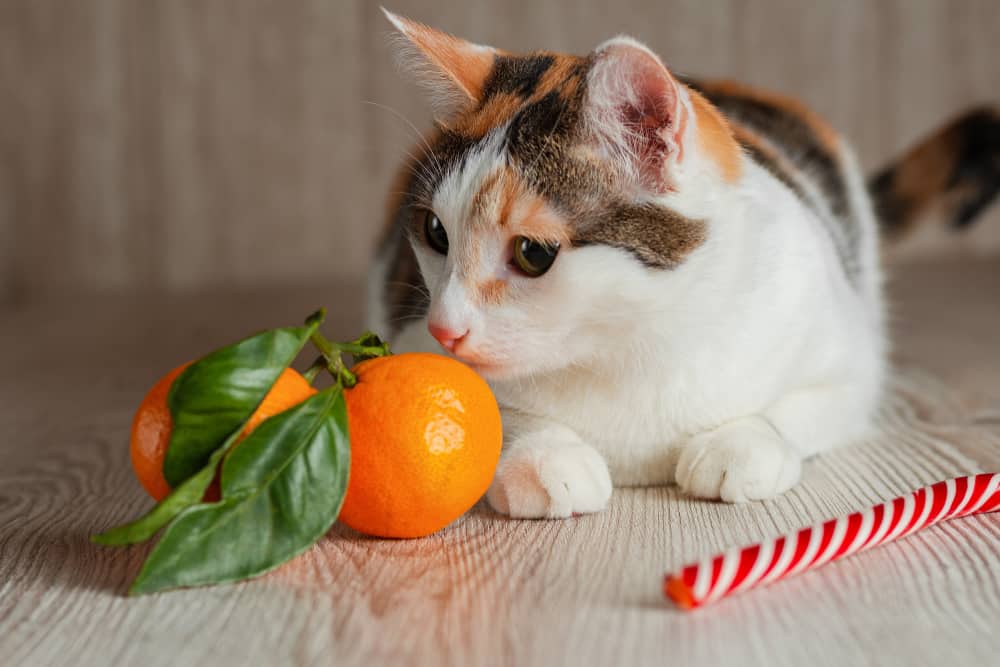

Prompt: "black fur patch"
[867,169,907,233]
[416,128,478,195]
[505,90,577,157]
[683,77,864,285]
[948,107,1000,227]
[481,54,555,100]
[736,135,810,207]
[688,83,848,220]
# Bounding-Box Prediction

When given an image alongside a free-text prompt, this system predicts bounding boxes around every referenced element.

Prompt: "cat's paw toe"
[676,418,801,503]
[486,443,612,519]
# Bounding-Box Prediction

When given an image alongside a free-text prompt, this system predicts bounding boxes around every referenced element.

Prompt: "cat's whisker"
[387,313,429,327]
[362,100,442,169]
[362,100,448,195]
[393,160,438,197]
[382,285,431,302]
[384,278,429,291]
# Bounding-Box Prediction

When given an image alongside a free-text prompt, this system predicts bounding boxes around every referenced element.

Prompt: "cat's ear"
[583,38,692,193]
[383,10,497,120]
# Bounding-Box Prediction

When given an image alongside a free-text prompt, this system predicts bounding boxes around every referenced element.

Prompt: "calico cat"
[368,11,1000,518]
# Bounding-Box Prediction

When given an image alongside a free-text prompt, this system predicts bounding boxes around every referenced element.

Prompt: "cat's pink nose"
[428,323,468,352]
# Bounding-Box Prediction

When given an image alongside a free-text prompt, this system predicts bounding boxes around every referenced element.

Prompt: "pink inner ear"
[598,44,681,192]
[620,53,676,129]
[620,93,673,189]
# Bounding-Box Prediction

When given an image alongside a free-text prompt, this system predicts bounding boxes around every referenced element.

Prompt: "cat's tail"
[868,106,1000,241]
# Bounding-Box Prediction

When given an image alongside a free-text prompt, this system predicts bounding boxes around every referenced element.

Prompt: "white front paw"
[487,442,612,519]
[676,417,801,503]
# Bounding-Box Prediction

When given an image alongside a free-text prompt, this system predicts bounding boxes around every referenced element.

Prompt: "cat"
[367,10,1000,519]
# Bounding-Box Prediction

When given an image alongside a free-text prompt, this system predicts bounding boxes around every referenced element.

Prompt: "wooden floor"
[2,260,999,666]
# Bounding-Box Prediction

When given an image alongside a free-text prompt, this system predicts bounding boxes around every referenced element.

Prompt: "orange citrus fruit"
[130,362,317,502]
[339,352,503,538]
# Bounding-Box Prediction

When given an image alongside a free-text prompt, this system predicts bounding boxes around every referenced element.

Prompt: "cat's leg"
[675,415,801,502]
[486,411,613,519]
[764,383,877,458]
[676,383,873,502]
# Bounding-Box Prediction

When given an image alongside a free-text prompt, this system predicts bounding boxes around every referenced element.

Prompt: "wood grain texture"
[1,259,999,666]
[2,0,999,303]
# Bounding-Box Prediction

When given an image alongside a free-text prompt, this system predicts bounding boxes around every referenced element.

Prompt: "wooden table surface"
[2,260,999,666]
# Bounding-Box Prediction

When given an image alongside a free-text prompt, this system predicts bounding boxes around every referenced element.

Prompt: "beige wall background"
[2,0,999,304]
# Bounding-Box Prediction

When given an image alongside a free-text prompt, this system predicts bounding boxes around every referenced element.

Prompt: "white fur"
[486,413,612,518]
[371,32,886,519]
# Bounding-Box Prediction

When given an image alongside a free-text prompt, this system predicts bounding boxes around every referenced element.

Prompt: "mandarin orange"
[130,363,317,502]
[339,353,503,538]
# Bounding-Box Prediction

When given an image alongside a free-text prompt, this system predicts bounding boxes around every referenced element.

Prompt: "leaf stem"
[304,317,391,388]
[310,331,358,388]
[334,342,391,358]
[304,308,327,329]
[302,355,326,385]
[341,330,392,363]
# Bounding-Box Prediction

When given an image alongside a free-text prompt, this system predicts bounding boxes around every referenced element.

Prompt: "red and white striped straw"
[664,473,1000,610]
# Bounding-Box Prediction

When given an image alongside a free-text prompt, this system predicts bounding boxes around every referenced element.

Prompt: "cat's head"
[383,11,740,380]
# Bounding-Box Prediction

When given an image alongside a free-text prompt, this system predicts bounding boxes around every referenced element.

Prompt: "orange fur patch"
[399,19,496,103]
[477,279,507,305]
[535,55,584,101]
[449,54,587,141]
[451,92,523,139]
[674,99,689,164]
[469,166,569,241]
[559,69,583,103]
[471,168,503,218]
[687,89,742,182]
[497,171,520,228]
[514,196,572,246]
[482,167,571,244]
[467,165,520,229]
[889,127,957,225]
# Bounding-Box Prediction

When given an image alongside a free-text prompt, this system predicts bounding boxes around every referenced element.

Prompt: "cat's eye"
[512,236,559,277]
[423,211,449,255]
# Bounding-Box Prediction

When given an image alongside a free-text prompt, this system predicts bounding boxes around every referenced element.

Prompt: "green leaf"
[94,315,324,546]
[163,320,321,487]
[129,387,350,595]
[92,446,225,546]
